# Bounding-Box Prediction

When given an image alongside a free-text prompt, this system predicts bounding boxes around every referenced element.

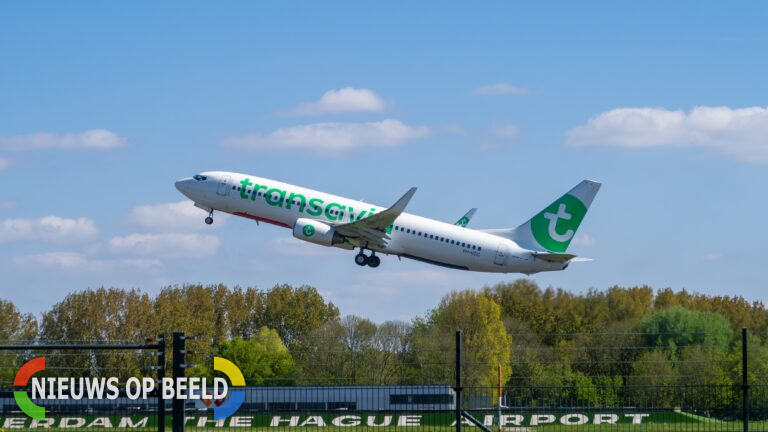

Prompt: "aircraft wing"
[455,208,477,227]
[334,187,417,248]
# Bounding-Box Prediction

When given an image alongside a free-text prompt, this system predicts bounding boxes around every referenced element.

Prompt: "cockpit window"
[193,175,207,181]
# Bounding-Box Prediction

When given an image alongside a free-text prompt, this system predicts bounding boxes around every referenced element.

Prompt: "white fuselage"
[175,171,568,274]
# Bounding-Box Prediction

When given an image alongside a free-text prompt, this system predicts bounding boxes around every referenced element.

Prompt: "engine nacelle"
[292,218,345,247]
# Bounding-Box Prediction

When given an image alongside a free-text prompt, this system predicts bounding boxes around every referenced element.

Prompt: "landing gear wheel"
[368,255,381,268]
[205,216,214,225]
[355,253,369,266]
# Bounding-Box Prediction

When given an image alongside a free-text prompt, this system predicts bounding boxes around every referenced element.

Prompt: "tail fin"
[455,208,477,227]
[485,180,601,253]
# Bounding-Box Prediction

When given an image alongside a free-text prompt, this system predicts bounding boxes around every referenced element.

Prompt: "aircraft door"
[217,176,231,196]
[494,244,509,266]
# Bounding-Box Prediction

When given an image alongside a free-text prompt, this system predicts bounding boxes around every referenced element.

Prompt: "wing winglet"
[388,187,417,216]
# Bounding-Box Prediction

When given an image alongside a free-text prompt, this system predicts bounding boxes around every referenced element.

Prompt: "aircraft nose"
[175,177,194,196]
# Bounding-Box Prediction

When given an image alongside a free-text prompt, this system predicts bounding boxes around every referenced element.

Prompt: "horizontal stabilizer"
[532,252,577,263]
[570,257,593,263]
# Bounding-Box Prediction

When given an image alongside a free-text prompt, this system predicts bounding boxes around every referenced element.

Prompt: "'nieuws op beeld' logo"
[15,357,46,420]
[12,356,246,421]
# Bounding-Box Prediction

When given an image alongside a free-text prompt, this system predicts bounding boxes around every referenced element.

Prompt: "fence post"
[157,335,166,432]
[743,327,749,432]
[456,330,463,432]
[172,332,186,432]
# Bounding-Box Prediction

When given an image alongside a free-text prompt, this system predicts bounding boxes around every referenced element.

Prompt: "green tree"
[414,290,511,391]
[0,299,38,385]
[625,350,677,407]
[226,286,265,338]
[155,284,220,374]
[40,288,156,380]
[640,306,733,352]
[217,328,296,385]
[676,346,731,412]
[263,284,340,346]
[293,320,346,385]
[370,320,416,384]
[0,299,37,341]
[339,315,377,383]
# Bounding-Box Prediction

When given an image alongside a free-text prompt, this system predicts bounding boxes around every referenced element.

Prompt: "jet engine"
[292,218,345,247]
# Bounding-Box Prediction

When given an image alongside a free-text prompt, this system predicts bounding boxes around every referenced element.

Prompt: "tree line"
[2,280,768,414]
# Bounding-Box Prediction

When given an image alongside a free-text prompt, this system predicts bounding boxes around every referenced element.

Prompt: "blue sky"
[1,1,767,322]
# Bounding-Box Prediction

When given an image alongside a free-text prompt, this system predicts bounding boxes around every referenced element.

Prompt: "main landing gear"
[355,249,381,268]
[204,210,214,225]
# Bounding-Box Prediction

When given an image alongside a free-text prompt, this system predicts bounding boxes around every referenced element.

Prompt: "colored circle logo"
[14,357,46,419]
[303,224,315,237]
[213,357,245,420]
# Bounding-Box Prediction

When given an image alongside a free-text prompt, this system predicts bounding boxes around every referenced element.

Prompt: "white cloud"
[492,124,520,140]
[0,129,126,152]
[0,216,98,244]
[702,252,724,261]
[13,252,163,272]
[567,106,768,163]
[570,233,596,247]
[128,201,225,231]
[222,119,430,152]
[287,87,388,116]
[0,157,9,170]
[474,82,528,95]
[0,201,16,210]
[108,233,220,258]
[471,123,521,150]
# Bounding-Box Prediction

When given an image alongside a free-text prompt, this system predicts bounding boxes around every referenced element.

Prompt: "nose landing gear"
[355,249,381,268]
[204,210,214,225]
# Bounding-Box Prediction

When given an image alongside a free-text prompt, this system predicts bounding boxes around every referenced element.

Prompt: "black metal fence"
[2,329,766,431]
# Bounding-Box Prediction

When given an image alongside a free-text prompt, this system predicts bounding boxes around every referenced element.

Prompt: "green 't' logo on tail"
[530,194,587,252]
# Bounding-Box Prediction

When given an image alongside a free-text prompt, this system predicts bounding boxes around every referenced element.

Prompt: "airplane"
[175,172,600,274]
